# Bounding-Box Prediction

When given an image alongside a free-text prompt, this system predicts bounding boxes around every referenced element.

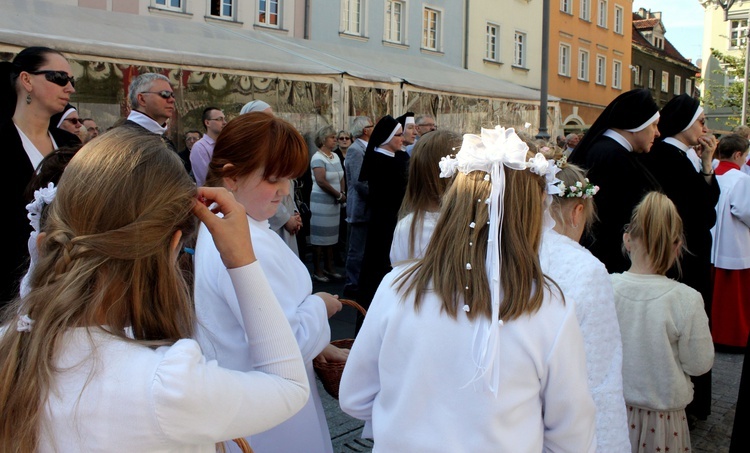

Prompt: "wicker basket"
[313,298,366,400]
[232,437,253,453]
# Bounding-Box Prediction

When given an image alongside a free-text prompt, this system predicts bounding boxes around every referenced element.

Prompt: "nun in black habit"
[355,114,409,328]
[569,88,662,273]
[639,94,719,421]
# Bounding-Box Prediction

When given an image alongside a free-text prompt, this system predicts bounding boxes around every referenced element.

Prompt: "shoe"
[312,274,330,283]
[323,270,343,280]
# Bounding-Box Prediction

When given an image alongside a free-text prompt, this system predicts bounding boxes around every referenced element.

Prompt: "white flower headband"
[438,126,558,396]
[555,178,600,199]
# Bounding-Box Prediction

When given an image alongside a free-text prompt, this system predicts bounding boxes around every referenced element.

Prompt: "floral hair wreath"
[555,178,599,199]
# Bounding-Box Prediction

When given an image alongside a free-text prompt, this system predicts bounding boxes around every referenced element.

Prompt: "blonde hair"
[0,128,198,451]
[398,130,462,258]
[548,162,597,233]
[625,192,685,275]
[395,151,552,321]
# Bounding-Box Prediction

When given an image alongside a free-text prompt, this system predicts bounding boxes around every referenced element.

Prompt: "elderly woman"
[310,125,346,282]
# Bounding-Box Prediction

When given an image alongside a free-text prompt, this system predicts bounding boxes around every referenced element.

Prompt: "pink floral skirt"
[626,404,691,452]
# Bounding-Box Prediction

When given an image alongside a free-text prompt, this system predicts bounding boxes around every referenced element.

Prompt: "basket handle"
[339,298,367,317]
[232,437,254,453]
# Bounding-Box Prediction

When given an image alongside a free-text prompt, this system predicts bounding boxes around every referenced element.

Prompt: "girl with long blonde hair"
[339,127,596,451]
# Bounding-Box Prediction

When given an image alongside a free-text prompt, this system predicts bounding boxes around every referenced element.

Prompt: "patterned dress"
[310,151,344,246]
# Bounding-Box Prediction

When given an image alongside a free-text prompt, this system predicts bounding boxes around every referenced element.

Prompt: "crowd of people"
[1,45,750,453]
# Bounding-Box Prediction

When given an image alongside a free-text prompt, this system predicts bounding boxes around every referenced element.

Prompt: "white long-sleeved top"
[540,229,630,452]
[389,211,439,264]
[40,262,308,452]
[611,272,714,410]
[194,216,332,453]
[339,265,597,453]
[711,167,750,269]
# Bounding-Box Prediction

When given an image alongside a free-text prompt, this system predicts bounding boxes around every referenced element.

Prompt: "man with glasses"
[122,73,177,152]
[191,107,227,187]
[406,114,437,155]
[82,118,99,143]
[343,116,374,297]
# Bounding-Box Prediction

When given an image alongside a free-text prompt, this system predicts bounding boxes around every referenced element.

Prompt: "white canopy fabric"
[0,0,555,101]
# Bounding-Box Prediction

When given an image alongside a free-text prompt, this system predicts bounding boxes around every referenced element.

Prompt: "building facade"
[631,9,700,109]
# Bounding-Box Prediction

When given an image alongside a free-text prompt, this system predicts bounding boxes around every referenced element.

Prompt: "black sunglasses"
[142,90,176,100]
[64,118,83,125]
[28,70,75,88]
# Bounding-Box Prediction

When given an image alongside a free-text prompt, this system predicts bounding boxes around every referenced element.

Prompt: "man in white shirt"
[191,107,227,186]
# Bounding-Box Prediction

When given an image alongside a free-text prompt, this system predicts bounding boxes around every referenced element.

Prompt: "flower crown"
[26,182,57,233]
[554,178,599,199]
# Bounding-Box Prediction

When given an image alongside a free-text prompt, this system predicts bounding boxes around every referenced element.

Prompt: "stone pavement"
[309,260,746,452]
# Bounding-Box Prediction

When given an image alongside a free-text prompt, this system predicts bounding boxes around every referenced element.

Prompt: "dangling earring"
[25,93,31,105]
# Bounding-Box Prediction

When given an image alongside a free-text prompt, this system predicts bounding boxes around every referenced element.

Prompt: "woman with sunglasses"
[0,46,76,309]
[49,103,84,147]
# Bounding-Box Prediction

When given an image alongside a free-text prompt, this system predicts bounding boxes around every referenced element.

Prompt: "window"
[674,75,681,95]
[661,71,669,92]
[341,0,363,35]
[578,49,590,81]
[422,7,441,51]
[258,0,279,27]
[731,19,748,48]
[385,1,405,43]
[486,23,500,61]
[561,0,572,14]
[633,65,641,85]
[654,36,664,49]
[210,0,234,18]
[514,31,526,67]
[154,0,181,10]
[614,5,623,34]
[596,55,606,85]
[612,60,622,89]
[580,0,590,21]
[686,78,693,97]
[648,69,655,89]
[559,43,571,76]
[597,0,607,28]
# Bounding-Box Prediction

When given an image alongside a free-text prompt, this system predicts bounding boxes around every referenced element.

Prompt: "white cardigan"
[194,216,332,453]
[712,167,750,269]
[540,229,630,452]
[41,263,308,452]
[339,265,597,452]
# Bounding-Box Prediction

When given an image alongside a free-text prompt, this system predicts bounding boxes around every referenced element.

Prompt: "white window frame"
[341,0,364,36]
[561,0,572,14]
[486,23,500,61]
[210,0,235,19]
[614,5,623,34]
[422,6,442,51]
[597,0,607,28]
[633,64,641,85]
[648,69,655,89]
[596,54,606,85]
[661,71,669,92]
[154,0,182,11]
[580,0,590,21]
[674,75,681,95]
[730,18,748,48]
[559,43,571,76]
[385,0,406,43]
[578,48,590,81]
[612,60,622,89]
[514,31,527,68]
[258,0,280,27]
[686,78,693,97]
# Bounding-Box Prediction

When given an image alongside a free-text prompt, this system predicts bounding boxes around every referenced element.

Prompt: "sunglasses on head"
[28,70,75,88]
[142,90,176,100]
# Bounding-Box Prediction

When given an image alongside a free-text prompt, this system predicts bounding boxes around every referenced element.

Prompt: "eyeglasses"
[338,137,351,141]
[418,123,437,129]
[185,136,200,142]
[208,117,226,122]
[28,70,75,88]
[63,118,83,125]
[363,125,374,130]
[142,90,175,99]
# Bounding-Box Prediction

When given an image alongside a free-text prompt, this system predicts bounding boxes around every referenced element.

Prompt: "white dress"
[339,265,597,452]
[310,151,344,246]
[40,263,309,452]
[389,211,440,264]
[540,229,631,452]
[194,216,333,453]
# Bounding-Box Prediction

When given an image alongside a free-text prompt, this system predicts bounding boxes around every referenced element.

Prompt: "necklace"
[319,150,334,160]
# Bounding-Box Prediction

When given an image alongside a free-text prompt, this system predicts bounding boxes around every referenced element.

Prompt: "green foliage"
[702,47,748,128]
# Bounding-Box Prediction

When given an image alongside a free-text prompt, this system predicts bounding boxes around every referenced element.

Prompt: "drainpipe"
[463,0,470,69]
[536,0,551,140]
